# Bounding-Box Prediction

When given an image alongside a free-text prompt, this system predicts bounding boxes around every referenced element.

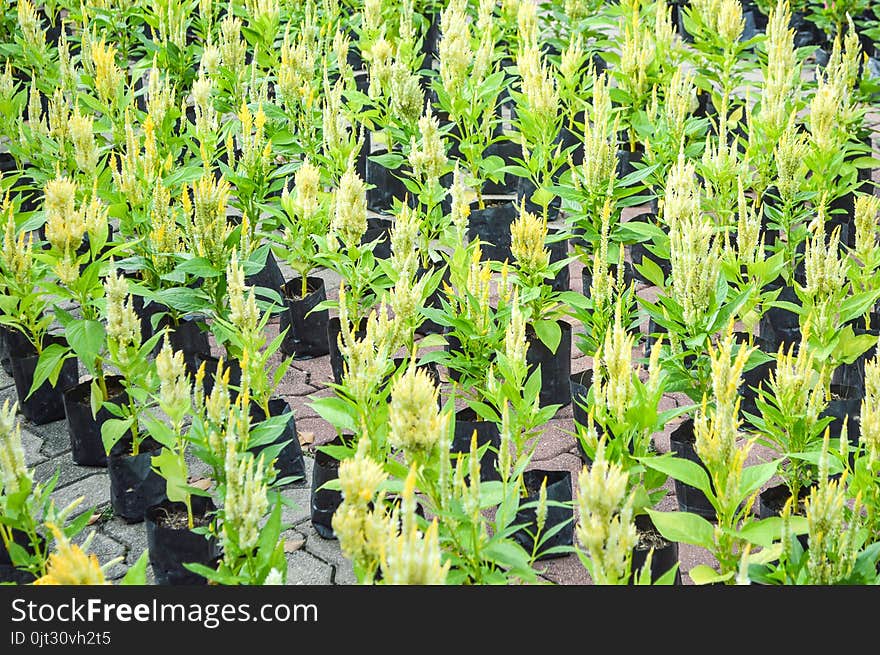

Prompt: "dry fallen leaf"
[298,431,314,446]
[86,513,101,526]
[284,537,306,553]
[189,477,213,491]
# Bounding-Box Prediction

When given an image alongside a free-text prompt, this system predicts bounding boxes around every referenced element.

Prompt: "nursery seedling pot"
[669,419,717,521]
[249,397,306,486]
[244,249,286,295]
[0,528,42,584]
[10,335,79,426]
[452,408,501,482]
[361,216,393,260]
[194,352,243,400]
[569,370,598,464]
[310,437,347,540]
[165,314,212,377]
[327,316,368,386]
[632,513,681,585]
[466,200,519,262]
[145,496,221,586]
[366,151,410,213]
[516,177,561,217]
[108,436,168,523]
[733,333,777,422]
[758,281,802,352]
[758,483,811,551]
[548,227,570,293]
[513,469,574,560]
[279,276,331,359]
[0,325,13,376]
[63,375,128,467]
[526,320,572,408]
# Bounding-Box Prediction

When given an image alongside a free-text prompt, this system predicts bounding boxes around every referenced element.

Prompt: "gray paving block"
[36,419,74,458]
[48,472,110,520]
[20,427,45,466]
[279,459,313,528]
[98,515,149,556]
[33,454,102,488]
[286,548,333,585]
[332,558,356,585]
[299,521,346,572]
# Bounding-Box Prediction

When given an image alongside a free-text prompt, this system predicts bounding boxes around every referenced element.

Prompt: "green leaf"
[175,257,223,278]
[28,343,72,400]
[309,396,357,433]
[532,319,562,353]
[738,460,780,499]
[101,417,134,454]
[66,319,106,371]
[640,454,712,496]
[368,152,405,170]
[688,564,732,585]
[646,508,716,550]
[152,449,187,504]
[119,550,149,585]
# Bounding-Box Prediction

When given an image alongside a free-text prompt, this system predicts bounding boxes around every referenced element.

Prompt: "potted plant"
[268,158,332,359]
[0,399,93,584]
[144,342,220,585]
[100,272,167,523]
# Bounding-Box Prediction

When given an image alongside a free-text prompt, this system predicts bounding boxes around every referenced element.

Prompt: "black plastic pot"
[466,200,519,262]
[279,276,331,359]
[758,281,802,352]
[108,437,168,523]
[361,216,393,260]
[669,419,717,521]
[526,320,573,408]
[244,249,286,295]
[310,437,346,539]
[734,334,777,423]
[757,482,811,551]
[569,370,598,464]
[0,528,41,584]
[513,469,574,560]
[581,260,637,299]
[516,177,561,217]
[63,375,128,467]
[616,141,646,179]
[452,408,501,482]
[366,151,409,213]
[0,325,13,376]
[166,314,212,377]
[249,397,306,486]
[632,513,681,585]
[10,336,79,425]
[194,352,242,400]
[327,316,367,385]
[822,384,862,449]
[832,320,880,394]
[145,496,221,586]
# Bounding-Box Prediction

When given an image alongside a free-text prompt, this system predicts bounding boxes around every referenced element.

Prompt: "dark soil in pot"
[107,436,168,523]
[310,436,348,540]
[10,335,79,426]
[452,407,501,482]
[279,276,331,359]
[513,469,574,560]
[145,496,221,586]
[632,513,681,585]
[466,199,519,262]
[63,375,128,467]
[669,418,717,521]
[526,320,572,408]
[248,397,306,486]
